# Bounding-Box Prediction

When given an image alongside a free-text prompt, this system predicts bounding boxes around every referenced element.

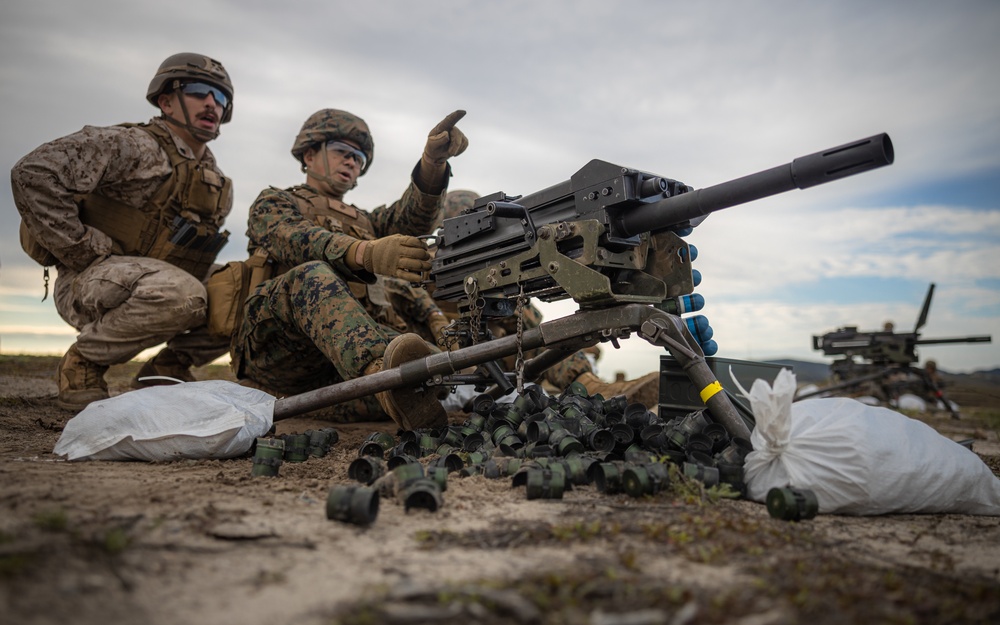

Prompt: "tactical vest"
[75,122,232,279]
[275,185,407,332]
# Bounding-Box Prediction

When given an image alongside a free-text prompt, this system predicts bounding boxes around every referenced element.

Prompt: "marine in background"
[11,53,236,411]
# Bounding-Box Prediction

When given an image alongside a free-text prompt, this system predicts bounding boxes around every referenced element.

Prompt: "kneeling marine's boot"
[574,371,661,410]
[367,333,447,430]
[57,343,109,412]
[132,348,196,388]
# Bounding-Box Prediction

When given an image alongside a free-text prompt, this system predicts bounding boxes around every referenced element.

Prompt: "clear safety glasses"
[325,140,368,170]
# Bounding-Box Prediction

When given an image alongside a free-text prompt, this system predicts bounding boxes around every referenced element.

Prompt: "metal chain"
[464,277,482,345]
[514,283,527,395]
[41,267,50,302]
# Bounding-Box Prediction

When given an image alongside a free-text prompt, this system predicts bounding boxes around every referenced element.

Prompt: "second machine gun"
[801,282,991,416]
[272,133,896,442]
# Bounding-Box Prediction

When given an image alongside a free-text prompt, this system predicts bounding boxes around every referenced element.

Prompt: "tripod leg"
[638,310,751,440]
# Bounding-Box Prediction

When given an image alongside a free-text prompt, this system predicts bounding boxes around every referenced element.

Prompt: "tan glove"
[418,110,469,192]
[348,235,430,282]
[423,110,469,164]
[426,311,455,349]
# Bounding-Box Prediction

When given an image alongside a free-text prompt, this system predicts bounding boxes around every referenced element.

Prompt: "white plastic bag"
[741,369,1000,516]
[54,380,275,461]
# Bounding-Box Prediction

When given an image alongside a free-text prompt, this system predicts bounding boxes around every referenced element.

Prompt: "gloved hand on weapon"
[426,310,458,351]
[345,234,430,282]
[417,110,468,192]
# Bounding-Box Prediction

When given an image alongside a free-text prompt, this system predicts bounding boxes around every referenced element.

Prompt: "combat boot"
[132,348,196,388]
[368,333,447,430]
[56,344,109,412]
[574,371,660,410]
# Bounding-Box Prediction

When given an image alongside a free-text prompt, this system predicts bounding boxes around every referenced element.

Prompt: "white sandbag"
[894,393,927,412]
[741,369,1000,516]
[54,380,275,461]
[442,384,480,413]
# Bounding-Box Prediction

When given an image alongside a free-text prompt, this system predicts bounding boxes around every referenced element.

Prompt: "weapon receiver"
[432,133,893,311]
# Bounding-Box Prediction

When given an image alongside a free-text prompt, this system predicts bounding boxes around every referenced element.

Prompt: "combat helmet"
[146,53,234,123]
[434,189,480,229]
[291,109,375,175]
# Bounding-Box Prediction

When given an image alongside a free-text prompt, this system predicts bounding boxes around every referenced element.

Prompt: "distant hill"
[760,359,1000,387]
[943,367,1000,386]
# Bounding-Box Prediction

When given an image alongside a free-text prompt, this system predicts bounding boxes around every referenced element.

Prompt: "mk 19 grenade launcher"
[431,134,895,314]
[274,134,895,442]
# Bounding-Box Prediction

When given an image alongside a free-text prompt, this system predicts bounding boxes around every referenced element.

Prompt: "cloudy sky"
[1,0,998,380]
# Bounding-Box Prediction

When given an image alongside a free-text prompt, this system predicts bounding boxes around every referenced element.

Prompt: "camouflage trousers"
[232,261,397,422]
[53,255,229,366]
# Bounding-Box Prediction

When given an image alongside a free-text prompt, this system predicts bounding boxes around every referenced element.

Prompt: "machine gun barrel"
[615,133,894,237]
[915,336,992,346]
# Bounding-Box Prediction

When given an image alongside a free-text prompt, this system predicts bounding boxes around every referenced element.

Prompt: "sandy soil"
[1,354,998,625]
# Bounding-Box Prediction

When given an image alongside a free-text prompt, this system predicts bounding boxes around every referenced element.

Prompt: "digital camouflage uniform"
[232,111,450,422]
[384,278,446,344]
[12,117,232,369]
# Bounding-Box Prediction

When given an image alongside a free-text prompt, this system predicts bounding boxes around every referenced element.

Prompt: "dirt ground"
[1,354,999,625]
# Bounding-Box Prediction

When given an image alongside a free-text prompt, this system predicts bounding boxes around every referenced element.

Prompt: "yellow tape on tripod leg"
[699,381,723,403]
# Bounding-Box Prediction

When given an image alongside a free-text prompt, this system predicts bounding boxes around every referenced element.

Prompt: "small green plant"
[102,527,130,555]
[32,509,68,532]
[550,520,604,542]
[978,409,1000,432]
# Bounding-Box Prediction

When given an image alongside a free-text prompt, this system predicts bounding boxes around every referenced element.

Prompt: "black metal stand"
[794,365,960,419]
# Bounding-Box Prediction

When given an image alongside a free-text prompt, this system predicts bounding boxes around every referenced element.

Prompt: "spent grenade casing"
[251,437,285,477]
[282,434,309,463]
[767,487,819,521]
[348,456,386,485]
[326,485,379,525]
[402,478,443,512]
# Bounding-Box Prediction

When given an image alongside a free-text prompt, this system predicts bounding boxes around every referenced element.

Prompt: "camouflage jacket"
[245,172,444,284]
[10,118,231,272]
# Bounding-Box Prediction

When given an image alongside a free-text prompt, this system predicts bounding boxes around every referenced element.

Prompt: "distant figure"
[924,360,942,385]
[883,321,895,332]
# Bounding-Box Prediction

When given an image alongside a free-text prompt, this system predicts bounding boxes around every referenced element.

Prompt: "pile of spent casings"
[250,428,339,477]
[326,381,754,526]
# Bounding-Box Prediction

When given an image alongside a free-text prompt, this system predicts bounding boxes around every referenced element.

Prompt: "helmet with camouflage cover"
[146,53,234,123]
[434,189,480,230]
[291,109,375,176]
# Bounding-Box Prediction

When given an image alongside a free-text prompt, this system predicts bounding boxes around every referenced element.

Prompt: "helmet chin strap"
[163,90,220,143]
[302,149,357,198]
